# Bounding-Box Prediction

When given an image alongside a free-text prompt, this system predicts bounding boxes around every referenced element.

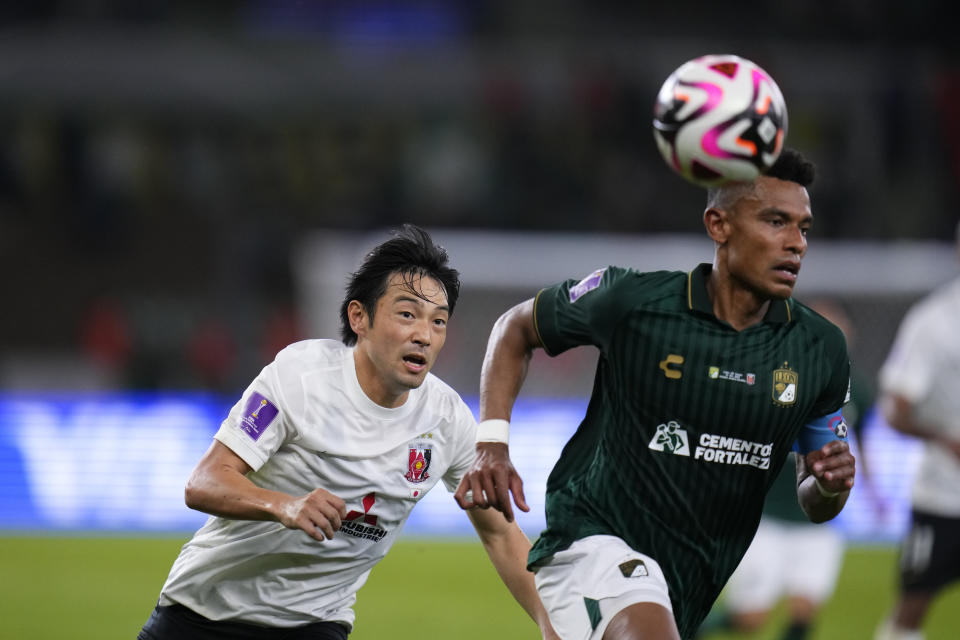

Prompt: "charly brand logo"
[659,354,684,380]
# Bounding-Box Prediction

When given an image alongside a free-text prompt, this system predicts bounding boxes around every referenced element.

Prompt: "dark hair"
[339,224,461,346]
[764,147,816,187]
[706,147,816,207]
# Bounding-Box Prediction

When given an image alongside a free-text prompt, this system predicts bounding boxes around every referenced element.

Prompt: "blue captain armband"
[793,409,849,454]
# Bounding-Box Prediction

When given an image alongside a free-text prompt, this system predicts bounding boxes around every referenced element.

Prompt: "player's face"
[352,272,449,408]
[724,176,812,300]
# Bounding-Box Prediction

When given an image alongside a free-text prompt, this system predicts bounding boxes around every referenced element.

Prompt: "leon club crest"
[405,443,432,483]
[772,362,799,406]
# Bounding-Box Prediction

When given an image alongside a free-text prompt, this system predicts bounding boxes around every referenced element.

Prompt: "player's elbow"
[880,393,912,434]
[184,481,202,511]
[183,471,211,511]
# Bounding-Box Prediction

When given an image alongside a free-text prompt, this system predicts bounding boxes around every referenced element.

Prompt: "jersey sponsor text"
[694,433,772,469]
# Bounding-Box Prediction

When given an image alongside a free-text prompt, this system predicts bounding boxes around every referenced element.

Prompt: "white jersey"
[880,276,960,516]
[158,339,477,628]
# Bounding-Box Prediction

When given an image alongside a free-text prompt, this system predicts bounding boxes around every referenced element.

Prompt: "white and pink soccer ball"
[652,54,788,187]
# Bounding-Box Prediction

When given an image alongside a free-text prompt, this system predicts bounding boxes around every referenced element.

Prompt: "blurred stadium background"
[1,2,958,638]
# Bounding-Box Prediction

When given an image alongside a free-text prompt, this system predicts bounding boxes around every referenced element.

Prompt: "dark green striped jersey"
[527,264,850,639]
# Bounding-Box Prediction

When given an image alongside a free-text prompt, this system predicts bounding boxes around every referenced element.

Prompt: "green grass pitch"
[1,536,959,639]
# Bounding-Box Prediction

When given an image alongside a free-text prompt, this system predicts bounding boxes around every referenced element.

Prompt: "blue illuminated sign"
[0,393,920,542]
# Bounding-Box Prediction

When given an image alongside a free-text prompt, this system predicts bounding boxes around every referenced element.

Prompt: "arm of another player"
[467,507,559,640]
[454,298,541,522]
[185,440,347,541]
[794,410,856,523]
[883,392,960,459]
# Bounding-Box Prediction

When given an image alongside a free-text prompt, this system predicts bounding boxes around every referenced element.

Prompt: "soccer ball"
[652,54,787,187]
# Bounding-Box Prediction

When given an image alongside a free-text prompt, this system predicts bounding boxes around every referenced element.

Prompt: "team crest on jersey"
[648,421,690,456]
[772,363,798,406]
[569,268,606,302]
[405,441,432,483]
[619,559,649,578]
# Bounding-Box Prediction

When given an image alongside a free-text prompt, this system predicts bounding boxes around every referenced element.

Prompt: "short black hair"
[764,147,816,187]
[706,147,816,208]
[339,224,460,346]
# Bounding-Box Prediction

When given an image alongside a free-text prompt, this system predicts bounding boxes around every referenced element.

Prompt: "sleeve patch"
[795,409,848,454]
[239,392,279,441]
[569,268,606,303]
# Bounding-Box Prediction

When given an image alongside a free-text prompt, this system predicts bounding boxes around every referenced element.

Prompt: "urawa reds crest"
[405,441,432,483]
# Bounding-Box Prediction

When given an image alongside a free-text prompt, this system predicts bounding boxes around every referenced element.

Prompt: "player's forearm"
[472,513,554,633]
[185,464,290,522]
[797,474,849,523]
[882,392,948,444]
[479,299,539,422]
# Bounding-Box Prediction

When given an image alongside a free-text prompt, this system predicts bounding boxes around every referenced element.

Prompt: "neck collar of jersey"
[686,263,792,324]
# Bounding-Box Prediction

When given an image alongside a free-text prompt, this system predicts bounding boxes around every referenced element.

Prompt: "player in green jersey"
[697,299,877,640]
[453,148,856,640]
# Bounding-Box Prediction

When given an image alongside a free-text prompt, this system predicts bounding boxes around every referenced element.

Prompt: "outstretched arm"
[454,298,542,522]
[468,507,559,640]
[185,439,346,541]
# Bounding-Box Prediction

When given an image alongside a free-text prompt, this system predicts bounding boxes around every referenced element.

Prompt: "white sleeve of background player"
[441,399,480,492]
[214,356,299,472]
[879,305,938,403]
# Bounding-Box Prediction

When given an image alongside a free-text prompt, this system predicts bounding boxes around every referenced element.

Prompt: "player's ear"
[347,300,369,338]
[703,207,731,245]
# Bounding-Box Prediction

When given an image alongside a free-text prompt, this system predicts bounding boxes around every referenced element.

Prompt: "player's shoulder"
[791,301,847,347]
[570,265,685,299]
[418,372,472,418]
[908,276,960,326]
[270,339,348,375]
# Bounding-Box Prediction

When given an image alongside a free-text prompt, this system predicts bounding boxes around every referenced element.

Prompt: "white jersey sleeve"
[440,399,478,492]
[879,300,939,403]
[214,346,306,471]
[879,279,960,516]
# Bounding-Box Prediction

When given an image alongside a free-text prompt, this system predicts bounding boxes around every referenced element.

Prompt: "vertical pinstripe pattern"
[528,265,849,639]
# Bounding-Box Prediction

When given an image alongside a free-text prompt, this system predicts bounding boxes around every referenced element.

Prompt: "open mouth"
[403,353,428,371]
[774,262,800,280]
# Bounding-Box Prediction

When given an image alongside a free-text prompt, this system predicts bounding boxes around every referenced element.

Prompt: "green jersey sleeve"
[808,322,852,420]
[533,266,632,356]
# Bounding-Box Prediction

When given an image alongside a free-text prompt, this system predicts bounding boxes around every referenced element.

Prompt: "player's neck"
[706,270,771,331]
[352,348,411,408]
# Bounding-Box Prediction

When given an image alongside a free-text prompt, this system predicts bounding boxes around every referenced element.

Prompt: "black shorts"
[898,509,960,593]
[137,603,350,640]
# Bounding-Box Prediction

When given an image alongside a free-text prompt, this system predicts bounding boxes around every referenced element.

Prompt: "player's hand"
[453,442,529,523]
[277,488,347,542]
[805,440,856,496]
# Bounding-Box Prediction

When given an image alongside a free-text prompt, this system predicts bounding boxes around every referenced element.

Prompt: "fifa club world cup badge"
[405,440,432,484]
[772,362,798,406]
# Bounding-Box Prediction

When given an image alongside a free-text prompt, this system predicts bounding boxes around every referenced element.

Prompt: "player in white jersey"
[138,225,557,640]
[874,222,960,640]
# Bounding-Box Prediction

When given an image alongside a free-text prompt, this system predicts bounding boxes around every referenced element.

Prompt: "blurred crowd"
[1,1,957,392]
